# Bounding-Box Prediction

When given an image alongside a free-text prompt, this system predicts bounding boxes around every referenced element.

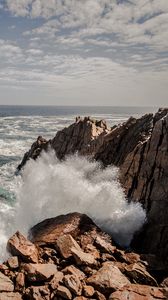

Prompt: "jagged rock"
[21,263,57,282]
[124,263,158,286]
[25,285,50,300]
[7,256,19,269]
[55,234,81,259]
[71,246,97,266]
[94,236,115,254]
[62,265,85,280]
[56,285,72,299]
[83,285,95,297]
[87,262,130,293]
[49,272,64,290]
[7,231,38,263]
[0,271,14,292]
[109,284,168,300]
[64,274,82,295]
[0,292,22,300]
[17,136,49,171]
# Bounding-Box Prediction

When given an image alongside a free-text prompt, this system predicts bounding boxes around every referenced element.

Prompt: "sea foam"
[0,151,146,261]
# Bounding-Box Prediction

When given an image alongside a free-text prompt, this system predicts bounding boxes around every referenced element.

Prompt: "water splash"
[0,151,146,261]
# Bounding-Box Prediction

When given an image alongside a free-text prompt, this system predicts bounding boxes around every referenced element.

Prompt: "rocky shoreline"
[1,212,168,300]
[1,108,167,299]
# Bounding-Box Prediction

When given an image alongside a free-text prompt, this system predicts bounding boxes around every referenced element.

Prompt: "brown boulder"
[25,285,50,300]
[125,263,158,286]
[49,272,64,290]
[55,234,81,259]
[21,263,57,282]
[109,284,168,300]
[62,265,85,280]
[64,274,82,295]
[7,256,19,270]
[71,246,97,266]
[87,262,130,293]
[7,231,38,263]
[56,285,72,299]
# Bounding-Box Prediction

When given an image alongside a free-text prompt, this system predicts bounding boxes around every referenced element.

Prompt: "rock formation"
[1,212,168,300]
[17,109,168,261]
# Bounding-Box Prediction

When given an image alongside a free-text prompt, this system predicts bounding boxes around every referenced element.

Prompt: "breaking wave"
[0,152,146,261]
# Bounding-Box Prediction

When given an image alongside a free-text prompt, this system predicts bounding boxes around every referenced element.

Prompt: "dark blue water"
[0,105,158,117]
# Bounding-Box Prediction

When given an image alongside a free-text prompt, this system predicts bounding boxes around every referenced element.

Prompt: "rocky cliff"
[1,213,168,300]
[17,109,168,261]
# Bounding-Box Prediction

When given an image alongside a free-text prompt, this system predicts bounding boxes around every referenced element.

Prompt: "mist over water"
[0,152,146,261]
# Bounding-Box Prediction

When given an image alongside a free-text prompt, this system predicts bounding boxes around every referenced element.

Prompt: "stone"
[7,256,19,269]
[109,284,168,300]
[94,236,115,254]
[161,277,168,287]
[31,213,103,247]
[21,263,57,282]
[15,272,25,291]
[56,285,72,299]
[125,263,158,286]
[64,274,82,295]
[49,272,64,290]
[55,234,81,259]
[25,285,50,300]
[71,246,97,266]
[7,231,38,263]
[83,285,95,297]
[0,292,22,300]
[87,262,130,293]
[0,271,14,292]
[62,265,85,280]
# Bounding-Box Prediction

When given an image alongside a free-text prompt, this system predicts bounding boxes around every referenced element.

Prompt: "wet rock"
[21,263,57,282]
[87,262,130,293]
[55,234,81,259]
[0,271,14,292]
[64,274,82,295]
[7,231,38,263]
[109,284,168,300]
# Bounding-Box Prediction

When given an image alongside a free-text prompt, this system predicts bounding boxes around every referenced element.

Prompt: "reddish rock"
[64,274,82,296]
[0,271,14,292]
[30,213,104,246]
[7,231,38,263]
[21,263,57,282]
[49,272,64,290]
[94,290,106,300]
[94,236,115,254]
[55,234,81,259]
[15,272,25,291]
[62,265,85,280]
[87,262,130,293]
[109,284,168,300]
[83,285,95,297]
[71,246,97,266]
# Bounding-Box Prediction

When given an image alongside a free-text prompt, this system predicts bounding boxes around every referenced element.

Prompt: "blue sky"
[0,0,167,106]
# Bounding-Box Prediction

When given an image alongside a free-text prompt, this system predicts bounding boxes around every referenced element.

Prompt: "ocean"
[0,105,157,261]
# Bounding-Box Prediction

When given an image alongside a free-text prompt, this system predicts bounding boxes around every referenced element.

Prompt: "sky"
[0,0,167,106]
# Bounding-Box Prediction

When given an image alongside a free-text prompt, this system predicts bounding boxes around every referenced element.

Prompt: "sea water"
[0,105,157,261]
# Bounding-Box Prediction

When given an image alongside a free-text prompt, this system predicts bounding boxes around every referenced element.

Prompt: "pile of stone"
[0,213,168,300]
